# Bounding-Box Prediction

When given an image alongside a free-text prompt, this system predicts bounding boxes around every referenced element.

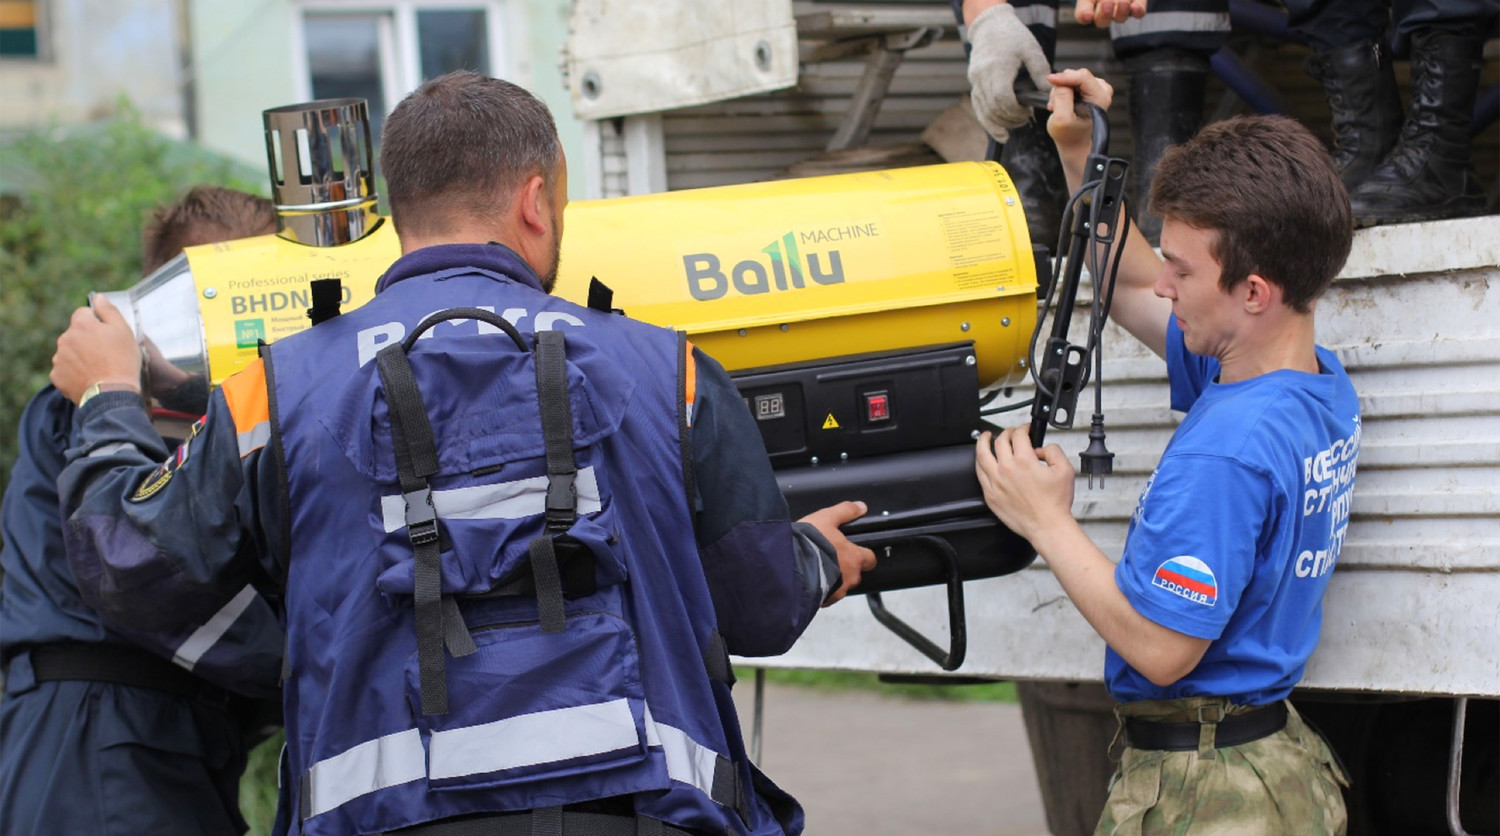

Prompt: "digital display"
[755,392,786,421]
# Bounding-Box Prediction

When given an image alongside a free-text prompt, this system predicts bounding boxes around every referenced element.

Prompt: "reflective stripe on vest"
[305,728,426,817]
[237,422,271,458]
[643,704,721,802]
[302,701,730,820]
[430,698,636,781]
[378,467,603,534]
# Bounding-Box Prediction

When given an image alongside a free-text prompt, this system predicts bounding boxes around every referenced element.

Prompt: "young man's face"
[1154,218,1242,359]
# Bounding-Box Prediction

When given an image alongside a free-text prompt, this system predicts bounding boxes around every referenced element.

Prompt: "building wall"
[188,0,298,175]
[0,0,187,136]
[188,0,588,200]
[514,0,585,200]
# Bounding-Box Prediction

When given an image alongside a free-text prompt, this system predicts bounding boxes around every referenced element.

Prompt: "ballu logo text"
[683,229,864,301]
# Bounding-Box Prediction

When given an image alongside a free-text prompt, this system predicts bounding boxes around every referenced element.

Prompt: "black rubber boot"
[1125,50,1208,246]
[1348,30,1488,227]
[1000,111,1069,252]
[1304,40,1403,189]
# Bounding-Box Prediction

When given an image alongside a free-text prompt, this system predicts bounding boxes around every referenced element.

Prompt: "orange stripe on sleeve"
[219,359,270,433]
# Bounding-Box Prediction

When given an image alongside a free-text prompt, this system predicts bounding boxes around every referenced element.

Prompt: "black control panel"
[730,342,982,469]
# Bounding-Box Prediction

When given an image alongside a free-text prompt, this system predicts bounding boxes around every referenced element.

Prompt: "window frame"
[288,0,509,108]
[0,0,48,62]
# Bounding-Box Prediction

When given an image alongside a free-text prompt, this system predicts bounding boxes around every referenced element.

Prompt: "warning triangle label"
[822,413,840,430]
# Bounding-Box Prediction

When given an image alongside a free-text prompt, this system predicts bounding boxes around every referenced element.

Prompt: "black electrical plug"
[1079,415,1114,489]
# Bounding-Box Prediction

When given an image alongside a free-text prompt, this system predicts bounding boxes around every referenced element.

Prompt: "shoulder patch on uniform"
[1151,555,1218,607]
[131,416,205,502]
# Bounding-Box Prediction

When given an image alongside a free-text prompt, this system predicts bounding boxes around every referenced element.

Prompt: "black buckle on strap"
[405,487,440,545]
[409,520,439,546]
[545,472,576,532]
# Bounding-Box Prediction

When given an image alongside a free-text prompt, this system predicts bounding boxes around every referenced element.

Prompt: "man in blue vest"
[976,69,1357,833]
[2,186,284,836]
[51,71,876,836]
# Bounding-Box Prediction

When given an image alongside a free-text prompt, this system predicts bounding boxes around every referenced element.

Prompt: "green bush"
[0,103,264,484]
[242,734,282,835]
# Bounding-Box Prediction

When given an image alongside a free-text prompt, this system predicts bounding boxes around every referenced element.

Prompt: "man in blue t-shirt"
[976,68,1358,833]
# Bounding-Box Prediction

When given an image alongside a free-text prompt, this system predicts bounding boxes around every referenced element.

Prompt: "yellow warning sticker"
[822,413,840,430]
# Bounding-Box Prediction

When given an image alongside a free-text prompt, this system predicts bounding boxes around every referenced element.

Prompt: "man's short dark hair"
[142,186,276,274]
[380,71,562,239]
[1150,115,1353,313]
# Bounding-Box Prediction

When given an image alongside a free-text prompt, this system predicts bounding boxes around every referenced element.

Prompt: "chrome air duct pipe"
[263,98,380,246]
[93,99,392,433]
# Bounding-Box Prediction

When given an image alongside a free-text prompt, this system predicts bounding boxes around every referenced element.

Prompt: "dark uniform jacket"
[1,387,282,836]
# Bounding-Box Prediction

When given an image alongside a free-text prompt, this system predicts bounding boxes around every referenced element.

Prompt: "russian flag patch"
[1152,556,1218,607]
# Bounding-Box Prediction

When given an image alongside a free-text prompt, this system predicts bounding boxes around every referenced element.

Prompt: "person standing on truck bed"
[961,0,1227,245]
[1,186,284,836]
[976,69,1360,834]
[49,70,876,836]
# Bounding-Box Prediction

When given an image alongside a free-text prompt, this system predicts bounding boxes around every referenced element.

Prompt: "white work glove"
[966,3,1053,141]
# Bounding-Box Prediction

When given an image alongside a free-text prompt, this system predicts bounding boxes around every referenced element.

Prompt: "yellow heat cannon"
[102,99,1046,670]
[554,161,1037,389]
[177,162,1038,393]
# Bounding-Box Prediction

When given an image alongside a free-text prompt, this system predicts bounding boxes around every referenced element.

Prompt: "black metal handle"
[401,306,529,353]
[861,535,967,671]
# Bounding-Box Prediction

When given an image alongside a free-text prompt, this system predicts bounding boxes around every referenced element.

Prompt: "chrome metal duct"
[263,98,380,246]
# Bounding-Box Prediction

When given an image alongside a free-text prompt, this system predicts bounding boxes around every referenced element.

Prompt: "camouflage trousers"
[1096,697,1349,836]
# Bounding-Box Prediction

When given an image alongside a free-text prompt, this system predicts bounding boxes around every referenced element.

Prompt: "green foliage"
[241,733,282,836]
[0,103,265,485]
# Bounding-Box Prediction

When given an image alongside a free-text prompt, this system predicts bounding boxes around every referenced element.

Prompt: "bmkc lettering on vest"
[356,306,585,366]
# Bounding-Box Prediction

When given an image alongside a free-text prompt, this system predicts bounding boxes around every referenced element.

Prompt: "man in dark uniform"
[0,186,284,836]
[50,73,876,835]
[1293,0,1496,226]
[961,0,1229,244]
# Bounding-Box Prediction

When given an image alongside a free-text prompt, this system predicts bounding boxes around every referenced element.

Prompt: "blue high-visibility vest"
[264,244,792,835]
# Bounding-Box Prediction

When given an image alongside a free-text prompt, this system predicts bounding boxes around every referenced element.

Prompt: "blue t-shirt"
[1105,317,1361,705]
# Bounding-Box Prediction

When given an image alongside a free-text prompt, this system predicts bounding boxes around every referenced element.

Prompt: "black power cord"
[1018,97,1130,489]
